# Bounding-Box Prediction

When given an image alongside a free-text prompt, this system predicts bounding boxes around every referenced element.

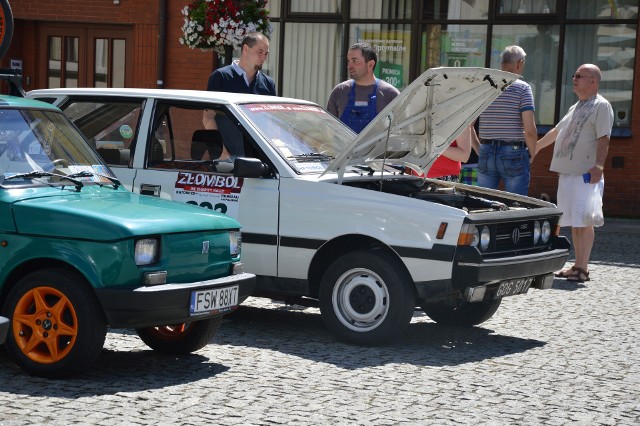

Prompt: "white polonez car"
[29,67,570,345]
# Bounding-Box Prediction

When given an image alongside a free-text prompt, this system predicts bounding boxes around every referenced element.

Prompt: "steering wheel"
[51,158,70,168]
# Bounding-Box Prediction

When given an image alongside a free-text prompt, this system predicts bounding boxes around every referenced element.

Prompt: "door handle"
[140,184,161,197]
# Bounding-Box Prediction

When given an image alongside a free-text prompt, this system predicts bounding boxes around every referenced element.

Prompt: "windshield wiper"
[68,171,121,189]
[4,171,84,192]
[289,153,334,162]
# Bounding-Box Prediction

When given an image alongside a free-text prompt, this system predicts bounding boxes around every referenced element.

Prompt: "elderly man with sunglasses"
[536,64,614,284]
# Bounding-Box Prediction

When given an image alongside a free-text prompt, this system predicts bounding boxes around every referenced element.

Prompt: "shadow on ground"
[0,344,229,397]
[214,304,545,370]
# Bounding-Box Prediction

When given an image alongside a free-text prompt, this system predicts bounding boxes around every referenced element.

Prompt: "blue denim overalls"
[339,79,379,134]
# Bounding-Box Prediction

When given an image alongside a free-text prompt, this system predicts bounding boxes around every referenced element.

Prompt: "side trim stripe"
[243,232,455,262]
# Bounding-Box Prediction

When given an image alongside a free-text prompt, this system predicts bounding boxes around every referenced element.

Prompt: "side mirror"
[233,157,270,178]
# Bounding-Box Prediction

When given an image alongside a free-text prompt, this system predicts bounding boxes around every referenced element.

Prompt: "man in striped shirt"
[475,46,537,195]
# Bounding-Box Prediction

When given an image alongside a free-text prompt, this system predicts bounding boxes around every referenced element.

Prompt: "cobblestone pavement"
[1,219,639,425]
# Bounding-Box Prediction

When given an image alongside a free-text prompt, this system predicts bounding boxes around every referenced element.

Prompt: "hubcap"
[332,269,389,332]
[12,286,78,364]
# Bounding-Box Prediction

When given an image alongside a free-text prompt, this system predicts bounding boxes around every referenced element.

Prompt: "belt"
[480,139,526,147]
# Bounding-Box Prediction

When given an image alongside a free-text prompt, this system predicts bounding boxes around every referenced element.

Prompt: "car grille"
[495,221,535,251]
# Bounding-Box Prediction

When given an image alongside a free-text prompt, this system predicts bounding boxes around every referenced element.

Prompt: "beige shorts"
[557,174,604,227]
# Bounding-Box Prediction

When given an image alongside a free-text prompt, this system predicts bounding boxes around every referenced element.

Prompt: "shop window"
[421,24,487,71]
[269,0,281,17]
[566,0,638,19]
[281,23,344,108]
[497,0,556,15]
[289,0,340,14]
[562,24,635,129]
[264,22,279,94]
[424,0,490,20]
[351,0,412,19]
[491,24,560,126]
[350,23,412,91]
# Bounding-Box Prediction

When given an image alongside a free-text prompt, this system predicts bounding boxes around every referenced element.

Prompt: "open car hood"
[322,67,519,179]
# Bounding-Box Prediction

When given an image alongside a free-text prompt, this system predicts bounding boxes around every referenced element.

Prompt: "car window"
[61,99,143,168]
[239,103,354,174]
[149,102,250,173]
[0,108,115,188]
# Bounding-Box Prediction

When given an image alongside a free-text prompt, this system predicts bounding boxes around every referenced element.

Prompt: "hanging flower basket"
[179,0,271,55]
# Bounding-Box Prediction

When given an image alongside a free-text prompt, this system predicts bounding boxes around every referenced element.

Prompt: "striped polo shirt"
[478,79,535,141]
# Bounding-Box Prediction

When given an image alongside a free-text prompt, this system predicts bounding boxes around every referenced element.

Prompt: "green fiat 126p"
[0,83,255,378]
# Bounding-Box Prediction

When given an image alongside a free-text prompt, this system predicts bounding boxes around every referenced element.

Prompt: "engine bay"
[342,176,544,213]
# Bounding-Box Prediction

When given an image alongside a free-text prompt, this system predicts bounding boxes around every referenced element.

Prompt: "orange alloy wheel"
[12,286,79,364]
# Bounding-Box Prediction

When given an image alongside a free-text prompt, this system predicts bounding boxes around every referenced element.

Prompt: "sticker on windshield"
[173,172,243,217]
[119,125,134,139]
[43,122,55,155]
[295,163,326,173]
[245,104,326,114]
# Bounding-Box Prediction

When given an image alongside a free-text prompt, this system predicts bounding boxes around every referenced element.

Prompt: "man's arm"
[587,134,610,183]
[522,109,538,161]
[326,87,339,117]
[535,127,558,154]
[443,125,473,162]
[203,110,218,130]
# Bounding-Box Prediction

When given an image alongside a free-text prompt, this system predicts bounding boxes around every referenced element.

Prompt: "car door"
[131,99,280,277]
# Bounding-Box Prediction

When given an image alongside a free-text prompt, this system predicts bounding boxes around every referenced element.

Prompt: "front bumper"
[415,236,570,303]
[453,236,570,287]
[95,272,256,328]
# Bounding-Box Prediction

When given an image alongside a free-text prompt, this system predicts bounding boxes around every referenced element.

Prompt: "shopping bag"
[584,183,604,227]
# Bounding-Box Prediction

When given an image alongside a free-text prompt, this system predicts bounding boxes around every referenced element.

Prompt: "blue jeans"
[477,142,531,195]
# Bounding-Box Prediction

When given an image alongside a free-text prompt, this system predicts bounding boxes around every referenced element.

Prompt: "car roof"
[0,94,61,111]
[27,87,318,106]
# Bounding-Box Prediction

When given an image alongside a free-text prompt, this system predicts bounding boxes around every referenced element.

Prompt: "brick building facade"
[4,0,639,217]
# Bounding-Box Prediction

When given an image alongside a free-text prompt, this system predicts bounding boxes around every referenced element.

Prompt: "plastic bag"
[584,183,604,227]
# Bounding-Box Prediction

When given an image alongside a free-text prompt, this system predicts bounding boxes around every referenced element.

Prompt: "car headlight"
[533,221,541,244]
[479,226,490,251]
[229,230,241,258]
[541,220,551,244]
[135,238,159,265]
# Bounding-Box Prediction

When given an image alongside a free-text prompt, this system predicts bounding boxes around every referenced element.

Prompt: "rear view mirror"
[233,157,269,178]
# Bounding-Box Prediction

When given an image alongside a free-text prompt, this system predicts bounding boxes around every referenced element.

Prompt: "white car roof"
[27,87,315,107]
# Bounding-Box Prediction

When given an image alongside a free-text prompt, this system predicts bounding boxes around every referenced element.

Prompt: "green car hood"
[10,187,240,241]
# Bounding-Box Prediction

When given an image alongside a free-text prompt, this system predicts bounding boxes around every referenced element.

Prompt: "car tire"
[319,250,415,346]
[422,299,502,326]
[136,317,223,355]
[1,269,107,378]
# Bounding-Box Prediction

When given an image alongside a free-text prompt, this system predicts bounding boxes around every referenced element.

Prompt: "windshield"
[0,108,116,188]
[239,103,355,174]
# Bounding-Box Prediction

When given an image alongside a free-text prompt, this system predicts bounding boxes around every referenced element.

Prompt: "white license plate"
[190,285,238,316]
[496,277,533,298]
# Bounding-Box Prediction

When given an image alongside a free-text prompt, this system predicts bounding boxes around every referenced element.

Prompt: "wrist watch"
[595,165,604,171]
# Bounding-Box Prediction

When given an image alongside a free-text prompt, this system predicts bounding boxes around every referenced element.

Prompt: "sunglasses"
[572,74,595,80]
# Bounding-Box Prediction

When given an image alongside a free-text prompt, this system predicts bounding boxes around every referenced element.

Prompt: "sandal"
[566,267,590,283]
[555,266,576,278]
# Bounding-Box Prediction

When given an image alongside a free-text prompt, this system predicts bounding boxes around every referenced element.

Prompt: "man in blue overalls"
[327,42,400,134]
